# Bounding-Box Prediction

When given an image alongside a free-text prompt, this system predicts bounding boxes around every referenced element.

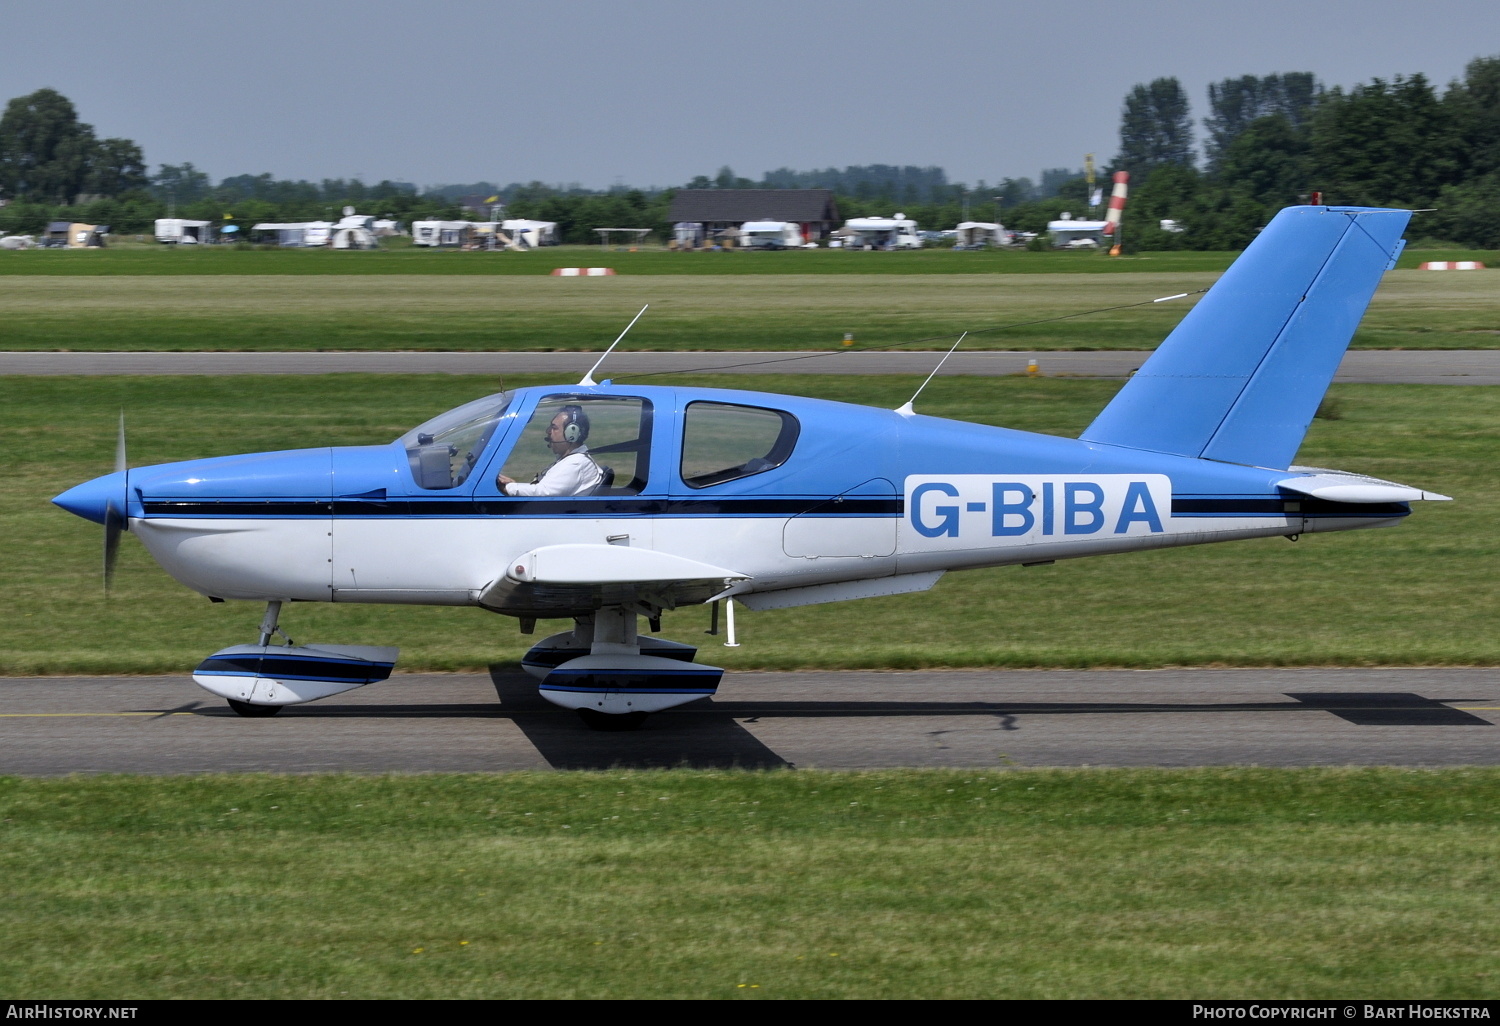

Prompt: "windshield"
[400,391,512,490]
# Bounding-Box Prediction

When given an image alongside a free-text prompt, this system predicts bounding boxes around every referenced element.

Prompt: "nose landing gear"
[193,600,399,717]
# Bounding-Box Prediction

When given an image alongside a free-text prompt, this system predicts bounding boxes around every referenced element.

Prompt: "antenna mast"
[896,332,967,416]
[580,304,649,385]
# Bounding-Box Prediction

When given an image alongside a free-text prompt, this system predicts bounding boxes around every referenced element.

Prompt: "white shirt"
[502,448,605,496]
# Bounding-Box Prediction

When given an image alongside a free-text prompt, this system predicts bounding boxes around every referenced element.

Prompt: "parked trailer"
[953,221,1008,248]
[412,221,474,247]
[154,219,214,244]
[842,215,922,249]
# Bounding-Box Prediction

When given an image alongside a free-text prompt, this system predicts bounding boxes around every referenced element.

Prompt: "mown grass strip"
[5,374,1495,673]
[1,768,1496,999]
[3,244,1496,276]
[0,270,1494,351]
[0,246,1245,276]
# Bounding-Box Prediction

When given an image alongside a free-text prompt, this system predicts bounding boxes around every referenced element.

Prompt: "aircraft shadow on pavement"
[182,685,1492,771]
[487,668,793,771]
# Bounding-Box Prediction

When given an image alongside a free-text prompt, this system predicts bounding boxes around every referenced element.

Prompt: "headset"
[555,404,590,445]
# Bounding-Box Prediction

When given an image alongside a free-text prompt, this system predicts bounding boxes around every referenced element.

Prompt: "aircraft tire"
[576,709,649,732]
[227,698,283,718]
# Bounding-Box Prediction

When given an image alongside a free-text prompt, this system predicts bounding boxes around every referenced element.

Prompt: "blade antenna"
[579,304,648,386]
[896,332,967,416]
[115,409,127,474]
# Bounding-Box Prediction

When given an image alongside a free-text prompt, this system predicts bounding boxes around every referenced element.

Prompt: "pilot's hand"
[497,474,514,489]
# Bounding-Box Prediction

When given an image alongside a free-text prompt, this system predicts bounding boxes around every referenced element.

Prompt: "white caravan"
[502,219,559,248]
[1046,212,1109,248]
[412,221,474,247]
[843,214,921,249]
[738,221,804,250]
[954,222,1008,248]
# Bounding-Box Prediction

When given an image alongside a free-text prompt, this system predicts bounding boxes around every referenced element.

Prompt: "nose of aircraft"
[53,471,127,526]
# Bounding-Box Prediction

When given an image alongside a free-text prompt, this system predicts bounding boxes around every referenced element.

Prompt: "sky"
[3,0,1497,191]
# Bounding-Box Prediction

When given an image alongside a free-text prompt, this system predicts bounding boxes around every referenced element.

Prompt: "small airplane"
[53,205,1448,730]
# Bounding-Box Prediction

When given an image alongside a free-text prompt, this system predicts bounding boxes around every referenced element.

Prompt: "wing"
[478,544,748,616]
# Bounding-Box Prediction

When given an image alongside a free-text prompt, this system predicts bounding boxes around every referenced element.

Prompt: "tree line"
[4,57,1497,248]
[1106,57,1500,249]
[0,88,467,237]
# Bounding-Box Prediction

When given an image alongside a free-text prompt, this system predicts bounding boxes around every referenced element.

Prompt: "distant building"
[668,189,840,242]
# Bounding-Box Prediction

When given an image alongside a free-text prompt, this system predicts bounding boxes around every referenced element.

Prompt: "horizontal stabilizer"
[1082,206,1411,470]
[1278,469,1451,503]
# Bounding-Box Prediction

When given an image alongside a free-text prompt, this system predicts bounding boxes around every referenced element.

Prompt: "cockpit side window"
[680,402,799,489]
[496,395,653,495]
[401,391,512,490]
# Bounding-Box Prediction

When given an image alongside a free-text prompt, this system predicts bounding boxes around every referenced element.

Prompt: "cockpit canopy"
[397,386,805,495]
[399,390,512,490]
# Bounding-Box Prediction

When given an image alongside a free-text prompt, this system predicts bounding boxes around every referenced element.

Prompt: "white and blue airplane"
[53,205,1448,729]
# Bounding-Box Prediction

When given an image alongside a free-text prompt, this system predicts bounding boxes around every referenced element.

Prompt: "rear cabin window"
[680,402,798,488]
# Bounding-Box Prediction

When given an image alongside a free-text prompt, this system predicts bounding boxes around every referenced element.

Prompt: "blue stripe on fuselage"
[141,495,1407,520]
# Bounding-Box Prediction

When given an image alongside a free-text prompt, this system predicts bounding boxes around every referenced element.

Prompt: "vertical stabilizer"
[1080,205,1410,469]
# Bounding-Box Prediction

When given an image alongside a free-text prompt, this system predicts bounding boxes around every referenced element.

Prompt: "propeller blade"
[105,411,127,596]
[104,501,123,596]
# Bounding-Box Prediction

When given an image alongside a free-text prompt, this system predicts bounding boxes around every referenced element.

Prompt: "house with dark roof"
[668,189,840,242]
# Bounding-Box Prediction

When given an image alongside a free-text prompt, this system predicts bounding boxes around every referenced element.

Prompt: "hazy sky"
[3,0,1496,190]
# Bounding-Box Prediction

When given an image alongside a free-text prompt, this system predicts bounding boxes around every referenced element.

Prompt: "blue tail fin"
[1080,205,1410,470]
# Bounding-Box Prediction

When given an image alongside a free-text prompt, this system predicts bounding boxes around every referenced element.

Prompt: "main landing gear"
[522,607,723,731]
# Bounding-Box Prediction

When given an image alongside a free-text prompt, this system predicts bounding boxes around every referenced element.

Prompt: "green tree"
[1447,56,1500,178]
[1113,78,1195,179]
[150,163,212,206]
[1309,74,1464,205]
[994,177,1035,207]
[85,138,148,198]
[1203,73,1320,172]
[1215,114,1311,206]
[0,88,98,203]
[1422,170,1500,247]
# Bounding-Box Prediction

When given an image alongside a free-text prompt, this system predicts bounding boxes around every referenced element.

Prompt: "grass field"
[7,374,1495,674]
[1,269,1496,351]
[4,243,1498,276]
[6,245,1247,276]
[1,768,1496,998]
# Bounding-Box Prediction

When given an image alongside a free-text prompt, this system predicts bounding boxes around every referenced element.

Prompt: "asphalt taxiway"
[2,667,1495,774]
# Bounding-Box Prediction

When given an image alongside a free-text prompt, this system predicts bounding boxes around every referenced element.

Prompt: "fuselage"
[53,382,1409,614]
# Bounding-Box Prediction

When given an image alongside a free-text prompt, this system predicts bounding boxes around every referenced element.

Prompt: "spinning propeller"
[103,412,127,595]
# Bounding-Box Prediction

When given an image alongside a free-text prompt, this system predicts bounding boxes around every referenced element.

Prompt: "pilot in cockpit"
[497,405,606,497]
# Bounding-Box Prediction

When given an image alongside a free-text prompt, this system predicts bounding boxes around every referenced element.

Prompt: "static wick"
[1153,293,1190,303]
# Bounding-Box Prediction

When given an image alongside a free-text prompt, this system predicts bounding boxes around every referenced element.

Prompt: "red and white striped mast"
[1103,170,1129,255]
